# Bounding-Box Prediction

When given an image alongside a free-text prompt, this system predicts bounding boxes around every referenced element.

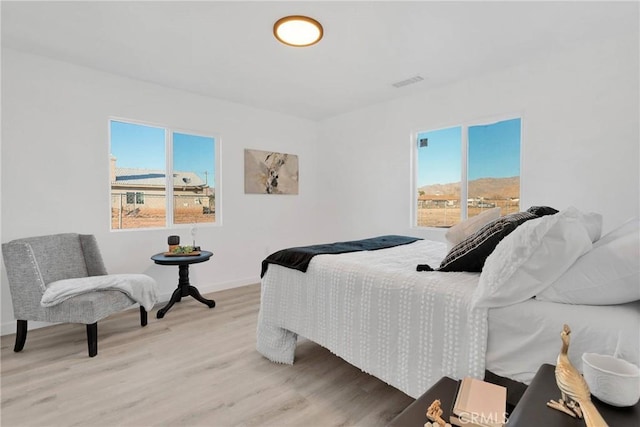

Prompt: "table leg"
[156,287,183,319]
[156,263,216,318]
[178,264,190,299]
[187,285,216,308]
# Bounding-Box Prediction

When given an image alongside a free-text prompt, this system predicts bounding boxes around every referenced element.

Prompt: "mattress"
[257,238,640,398]
[257,239,487,398]
[486,297,640,385]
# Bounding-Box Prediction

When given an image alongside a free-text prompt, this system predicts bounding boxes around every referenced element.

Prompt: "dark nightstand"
[387,377,459,427]
[508,364,640,427]
[388,374,524,427]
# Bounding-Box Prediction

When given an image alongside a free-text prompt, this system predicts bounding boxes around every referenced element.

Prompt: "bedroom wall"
[317,33,639,242]
[0,48,324,334]
[2,30,638,335]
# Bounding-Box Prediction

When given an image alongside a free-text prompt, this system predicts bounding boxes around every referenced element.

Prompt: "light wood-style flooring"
[1,284,413,426]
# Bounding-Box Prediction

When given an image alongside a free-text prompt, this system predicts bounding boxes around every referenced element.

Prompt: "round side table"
[151,250,215,318]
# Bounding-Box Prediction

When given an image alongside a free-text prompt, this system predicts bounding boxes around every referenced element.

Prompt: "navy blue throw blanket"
[260,235,422,278]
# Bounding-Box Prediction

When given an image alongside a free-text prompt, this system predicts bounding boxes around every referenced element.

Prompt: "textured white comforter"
[257,240,486,398]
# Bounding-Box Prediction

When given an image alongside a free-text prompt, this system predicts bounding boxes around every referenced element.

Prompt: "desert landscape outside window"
[415,117,521,228]
[110,119,217,230]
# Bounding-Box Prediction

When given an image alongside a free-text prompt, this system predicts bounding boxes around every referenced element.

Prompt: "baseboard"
[155,276,259,302]
[0,276,260,336]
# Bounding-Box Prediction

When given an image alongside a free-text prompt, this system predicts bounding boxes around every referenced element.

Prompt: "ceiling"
[1,1,637,121]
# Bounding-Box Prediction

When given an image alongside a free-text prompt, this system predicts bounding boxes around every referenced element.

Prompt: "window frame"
[108,117,222,232]
[411,113,523,229]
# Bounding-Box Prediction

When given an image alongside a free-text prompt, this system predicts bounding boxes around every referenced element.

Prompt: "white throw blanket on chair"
[41,274,158,311]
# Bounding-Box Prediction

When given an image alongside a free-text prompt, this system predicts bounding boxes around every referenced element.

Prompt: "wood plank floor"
[1,284,414,426]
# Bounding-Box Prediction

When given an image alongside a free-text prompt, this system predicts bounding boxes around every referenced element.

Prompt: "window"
[136,192,145,204]
[110,119,218,230]
[415,117,521,228]
[124,192,145,205]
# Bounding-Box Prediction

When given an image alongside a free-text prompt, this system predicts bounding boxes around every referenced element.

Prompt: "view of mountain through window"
[110,120,217,230]
[416,118,521,227]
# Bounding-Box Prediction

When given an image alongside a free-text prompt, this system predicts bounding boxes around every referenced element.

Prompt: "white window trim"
[108,116,222,232]
[170,125,223,229]
[165,127,174,227]
[411,112,524,229]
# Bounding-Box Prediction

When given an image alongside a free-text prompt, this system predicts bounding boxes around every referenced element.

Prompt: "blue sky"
[417,126,462,186]
[173,132,216,186]
[417,118,520,187]
[110,120,215,186]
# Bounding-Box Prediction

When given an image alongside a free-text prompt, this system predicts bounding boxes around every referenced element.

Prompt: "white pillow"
[577,211,603,243]
[471,207,593,308]
[445,207,501,249]
[594,217,638,247]
[536,218,640,305]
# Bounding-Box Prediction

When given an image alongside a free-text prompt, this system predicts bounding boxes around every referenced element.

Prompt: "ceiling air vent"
[392,75,424,88]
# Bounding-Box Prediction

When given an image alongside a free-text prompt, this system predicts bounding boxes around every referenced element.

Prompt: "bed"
[256,211,640,399]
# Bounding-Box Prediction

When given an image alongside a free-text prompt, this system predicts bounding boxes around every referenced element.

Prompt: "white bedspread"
[41,273,158,311]
[487,298,640,384]
[257,240,486,398]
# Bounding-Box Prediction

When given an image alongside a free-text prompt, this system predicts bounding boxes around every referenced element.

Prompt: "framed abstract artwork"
[244,149,299,195]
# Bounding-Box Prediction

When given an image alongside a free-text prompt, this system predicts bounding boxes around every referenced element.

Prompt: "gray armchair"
[2,233,155,357]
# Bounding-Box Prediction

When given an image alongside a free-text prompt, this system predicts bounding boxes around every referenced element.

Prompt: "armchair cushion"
[38,290,138,324]
[42,274,157,311]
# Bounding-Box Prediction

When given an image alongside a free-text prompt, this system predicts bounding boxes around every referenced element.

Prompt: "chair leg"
[140,306,148,327]
[86,323,98,357]
[14,320,27,352]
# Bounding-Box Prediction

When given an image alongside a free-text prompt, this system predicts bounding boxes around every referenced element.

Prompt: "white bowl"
[582,353,640,407]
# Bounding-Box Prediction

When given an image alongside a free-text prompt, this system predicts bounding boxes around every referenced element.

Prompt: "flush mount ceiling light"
[273,15,323,47]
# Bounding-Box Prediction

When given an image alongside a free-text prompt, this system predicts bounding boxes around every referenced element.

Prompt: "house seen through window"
[415,117,521,228]
[125,192,145,205]
[110,120,217,230]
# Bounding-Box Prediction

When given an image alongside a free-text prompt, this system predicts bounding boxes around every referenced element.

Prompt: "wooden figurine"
[547,324,609,427]
[426,399,451,427]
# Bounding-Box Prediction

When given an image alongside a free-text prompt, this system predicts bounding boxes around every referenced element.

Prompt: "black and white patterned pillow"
[438,211,538,272]
[526,206,559,217]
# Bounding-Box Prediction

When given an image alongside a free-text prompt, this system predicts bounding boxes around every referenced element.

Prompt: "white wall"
[1,49,325,334]
[2,30,638,335]
[317,33,639,242]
